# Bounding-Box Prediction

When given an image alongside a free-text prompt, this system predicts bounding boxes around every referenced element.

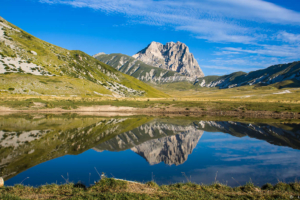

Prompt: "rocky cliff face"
[94,53,195,83]
[132,41,204,79]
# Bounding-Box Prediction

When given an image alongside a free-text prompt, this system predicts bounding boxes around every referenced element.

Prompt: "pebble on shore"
[0,177,4,187]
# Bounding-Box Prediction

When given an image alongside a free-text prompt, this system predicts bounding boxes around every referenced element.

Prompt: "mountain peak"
[133,41,204,79]
[92,52,105,58]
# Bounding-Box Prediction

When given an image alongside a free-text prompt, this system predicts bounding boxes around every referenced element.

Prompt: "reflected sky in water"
[1,116,300,187]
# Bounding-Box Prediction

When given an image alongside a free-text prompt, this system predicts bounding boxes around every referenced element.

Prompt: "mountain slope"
[0,17,167,98]
[132,41,204,79]
[94,53,195,83]
[199,62,300,89]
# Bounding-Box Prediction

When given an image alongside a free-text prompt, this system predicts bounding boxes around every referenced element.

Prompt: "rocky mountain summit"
[94,53,195,83]
[132,41,204,79]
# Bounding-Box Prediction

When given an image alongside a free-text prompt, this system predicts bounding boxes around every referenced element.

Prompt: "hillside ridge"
[0,16,167,98]
[198,61,300,89]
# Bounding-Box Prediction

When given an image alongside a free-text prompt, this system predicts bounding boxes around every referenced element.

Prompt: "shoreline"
[0,105,299,119]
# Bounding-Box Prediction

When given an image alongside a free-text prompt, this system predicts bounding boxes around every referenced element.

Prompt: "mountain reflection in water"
[1,114,300,187]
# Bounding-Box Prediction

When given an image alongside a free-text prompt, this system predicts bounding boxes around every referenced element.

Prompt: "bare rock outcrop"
[133,41,204,79]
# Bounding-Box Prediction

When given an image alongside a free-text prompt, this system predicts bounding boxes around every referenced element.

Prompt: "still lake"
[1,114,300,187]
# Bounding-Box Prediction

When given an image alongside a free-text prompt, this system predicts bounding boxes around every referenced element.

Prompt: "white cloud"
[208,0,300,25]
[40,0,300,25]
[207,56,293,73]
[202,65,261,73]
[39,0,300,44]
[223,45,300,58]
[201,65,244,71]
[39,0,300,69]
[276,31,300,44]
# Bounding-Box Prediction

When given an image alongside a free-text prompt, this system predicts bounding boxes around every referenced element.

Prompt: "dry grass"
[1,179,300,200]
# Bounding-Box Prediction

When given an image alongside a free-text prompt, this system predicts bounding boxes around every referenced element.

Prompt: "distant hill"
[0,17,167,98]
[198,62,300,89]
[94,53,195,83]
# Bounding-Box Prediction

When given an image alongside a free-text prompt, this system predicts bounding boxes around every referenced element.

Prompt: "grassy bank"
[0,96,300,115]
[152,80,300,102]
[1,178,299,199]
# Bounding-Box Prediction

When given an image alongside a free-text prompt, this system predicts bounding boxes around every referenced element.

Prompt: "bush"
[8,88,15,91]
[261,183,273,190]
[93,178,127,192]
[274,182,292,191]
[46,103,54,108]
[146,181,159,188]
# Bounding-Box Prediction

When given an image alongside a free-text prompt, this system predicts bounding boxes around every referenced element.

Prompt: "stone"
[133,41,204,79]
[0,177,4,187]
[31,51,37,55]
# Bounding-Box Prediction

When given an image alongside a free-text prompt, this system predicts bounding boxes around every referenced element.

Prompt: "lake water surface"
[1,114,300,187]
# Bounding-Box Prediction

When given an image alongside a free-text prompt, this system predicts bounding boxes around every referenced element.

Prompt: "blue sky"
[1,0,300,76]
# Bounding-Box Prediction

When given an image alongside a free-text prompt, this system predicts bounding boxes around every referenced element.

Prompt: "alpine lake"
[1,113,300,188]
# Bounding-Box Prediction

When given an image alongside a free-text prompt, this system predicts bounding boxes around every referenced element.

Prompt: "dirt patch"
[22,194,58,200]
[32,102,46,108]
[125,182,158,194]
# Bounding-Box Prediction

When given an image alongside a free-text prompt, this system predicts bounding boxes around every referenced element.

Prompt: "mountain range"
[1,15,300,97]
[95,42,300,89]
[93,41,204,84]
[198,61,300,89]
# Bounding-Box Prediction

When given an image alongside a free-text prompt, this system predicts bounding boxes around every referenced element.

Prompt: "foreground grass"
[1,178,300,200]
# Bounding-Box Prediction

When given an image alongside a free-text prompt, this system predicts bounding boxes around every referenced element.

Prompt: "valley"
[0,16,299,118]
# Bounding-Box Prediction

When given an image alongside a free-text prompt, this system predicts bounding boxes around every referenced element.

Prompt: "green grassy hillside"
[0,17,167,98]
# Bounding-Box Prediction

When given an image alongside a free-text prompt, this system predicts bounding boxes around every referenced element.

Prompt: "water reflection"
[94,121,204,165]
[0,114,300,186]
